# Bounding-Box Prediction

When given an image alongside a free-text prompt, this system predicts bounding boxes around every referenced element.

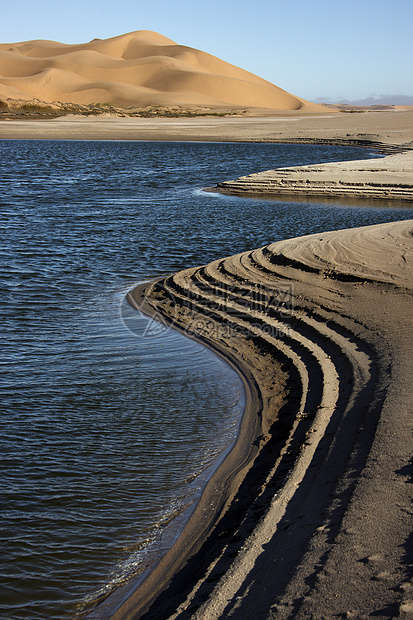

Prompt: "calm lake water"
[1,139,412,619]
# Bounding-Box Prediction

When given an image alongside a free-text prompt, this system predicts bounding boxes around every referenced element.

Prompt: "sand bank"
[1,108,413,149]
[214,150,413,202]
[89,219,413,619]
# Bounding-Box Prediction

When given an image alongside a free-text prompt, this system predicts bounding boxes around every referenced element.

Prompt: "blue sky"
[2,0,412,103]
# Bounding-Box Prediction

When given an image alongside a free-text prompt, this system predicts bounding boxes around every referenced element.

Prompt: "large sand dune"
[0,30,324,110]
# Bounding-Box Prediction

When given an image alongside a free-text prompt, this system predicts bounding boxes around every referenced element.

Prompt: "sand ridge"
[0,31,324,110]
[88,219,413,619]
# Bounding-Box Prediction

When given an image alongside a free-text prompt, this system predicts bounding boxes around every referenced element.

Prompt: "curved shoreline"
[87,279,291,618]
[89,219,413,619]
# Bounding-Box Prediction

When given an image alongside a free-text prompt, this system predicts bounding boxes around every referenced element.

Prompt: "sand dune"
[0,30,324,110]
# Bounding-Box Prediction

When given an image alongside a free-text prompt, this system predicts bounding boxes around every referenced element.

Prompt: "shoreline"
[3,110,413,206]
[89,219,413,619]
[86,276,290,619]
[2,111,413,208]
[1,109,413,151]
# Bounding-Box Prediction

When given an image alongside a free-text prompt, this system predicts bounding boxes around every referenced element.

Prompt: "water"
[0,139,411,619]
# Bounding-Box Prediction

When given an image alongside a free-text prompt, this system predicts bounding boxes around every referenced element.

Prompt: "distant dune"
[0,30,325,111]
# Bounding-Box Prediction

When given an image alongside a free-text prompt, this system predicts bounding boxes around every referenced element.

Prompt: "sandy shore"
[3,104,407,618]
[89,219,413,619]
[1,108,413,149]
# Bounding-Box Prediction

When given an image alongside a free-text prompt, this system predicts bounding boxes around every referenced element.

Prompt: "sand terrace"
[214,150,413,202]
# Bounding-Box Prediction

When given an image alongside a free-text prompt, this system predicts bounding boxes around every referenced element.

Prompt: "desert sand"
[0,30,322,111]
[89,218,413,619]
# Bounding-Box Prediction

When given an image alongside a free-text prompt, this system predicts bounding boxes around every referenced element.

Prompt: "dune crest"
[0,30,324,110]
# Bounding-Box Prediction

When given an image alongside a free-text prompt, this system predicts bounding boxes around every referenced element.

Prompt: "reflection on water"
[0,139,411,619]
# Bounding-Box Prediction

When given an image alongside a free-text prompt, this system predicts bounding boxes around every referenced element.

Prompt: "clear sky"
[2,0,412,103]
